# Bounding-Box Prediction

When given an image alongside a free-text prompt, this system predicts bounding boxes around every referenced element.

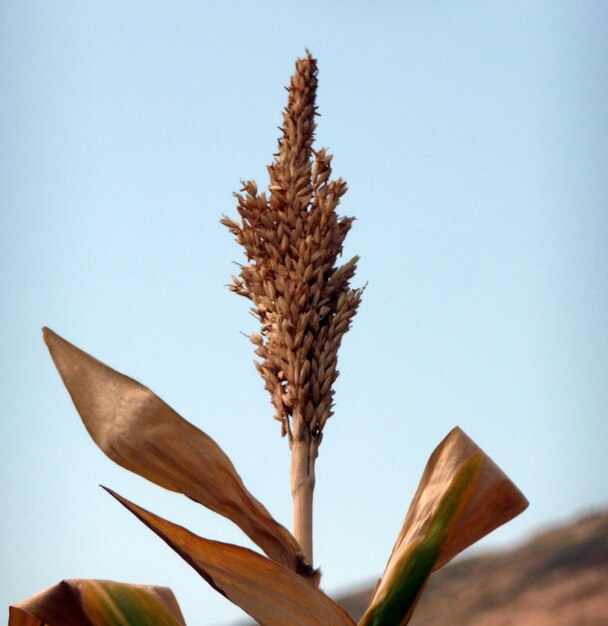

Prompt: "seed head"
[222,51,363,452]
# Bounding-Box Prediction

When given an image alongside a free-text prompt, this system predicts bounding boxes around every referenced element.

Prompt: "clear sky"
[1,2,607,625]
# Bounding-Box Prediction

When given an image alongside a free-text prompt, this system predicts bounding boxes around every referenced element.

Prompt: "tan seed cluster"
[222,52,362,451]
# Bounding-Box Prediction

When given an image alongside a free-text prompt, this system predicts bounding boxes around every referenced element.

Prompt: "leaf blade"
[9,580,186,626]
[76,580,187,626]
[42,327,313,580]
[105,487,357,626]
[359,451,483,626]
[360,427,528,626]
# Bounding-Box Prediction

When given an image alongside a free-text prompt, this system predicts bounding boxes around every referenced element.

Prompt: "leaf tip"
[41,326,74,367]
[41,326,57,346]
[101,485,123,503]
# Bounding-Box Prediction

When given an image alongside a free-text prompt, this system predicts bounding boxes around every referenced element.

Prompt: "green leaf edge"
[80,581,185,626]
[360,451,483,626]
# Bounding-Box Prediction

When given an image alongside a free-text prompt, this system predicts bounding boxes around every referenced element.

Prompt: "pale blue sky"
[1,2,607,625]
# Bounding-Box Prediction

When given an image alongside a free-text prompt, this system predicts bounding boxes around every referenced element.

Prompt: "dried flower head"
[222,51,363,455]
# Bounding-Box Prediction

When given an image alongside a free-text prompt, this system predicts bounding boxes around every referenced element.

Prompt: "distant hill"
[234,509,608,625]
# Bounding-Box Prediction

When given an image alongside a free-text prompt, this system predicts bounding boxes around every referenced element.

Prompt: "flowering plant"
[10,53,527,626]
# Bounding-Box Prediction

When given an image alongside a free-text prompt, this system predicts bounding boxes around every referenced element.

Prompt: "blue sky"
[1,2,607,625]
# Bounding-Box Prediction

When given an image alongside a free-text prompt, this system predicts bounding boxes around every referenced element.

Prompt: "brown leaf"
[106,487,356,626]
[10,580,88,626]
[399,427,528,571]
[9,579,186,626]
[8,607,46,626]
[42,327,314,581]
[362,427,528,625]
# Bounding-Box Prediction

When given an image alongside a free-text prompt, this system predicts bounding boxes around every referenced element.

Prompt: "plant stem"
[290,431,315,566]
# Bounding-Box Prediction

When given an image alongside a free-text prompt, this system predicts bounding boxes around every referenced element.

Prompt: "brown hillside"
[235,509,608,625]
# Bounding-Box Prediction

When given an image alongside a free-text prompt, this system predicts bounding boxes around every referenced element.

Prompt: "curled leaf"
[9,579,186,626]
[360,427,528,626]
[105,487,356,626]
[42,327,314,581]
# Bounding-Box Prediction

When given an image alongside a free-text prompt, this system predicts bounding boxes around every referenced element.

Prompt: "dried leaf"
[42,327,314,581]
[9,579,186,626]
[8,608,45,626]
[106,487,357,626]
[360,427,528,626]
